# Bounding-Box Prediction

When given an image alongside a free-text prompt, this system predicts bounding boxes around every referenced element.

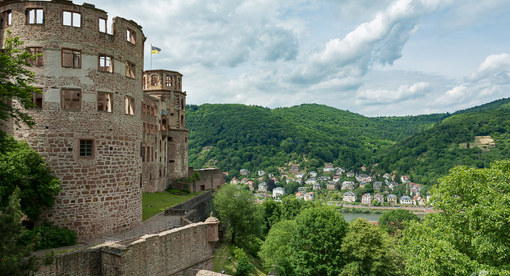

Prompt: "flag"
[151,46,161,54]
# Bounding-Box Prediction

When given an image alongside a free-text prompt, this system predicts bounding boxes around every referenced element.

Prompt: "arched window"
[151,75,158,86]
[165,75,172,87]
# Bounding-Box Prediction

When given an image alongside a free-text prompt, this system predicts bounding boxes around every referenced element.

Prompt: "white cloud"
[356,82,429,105]
[468,53,510,83]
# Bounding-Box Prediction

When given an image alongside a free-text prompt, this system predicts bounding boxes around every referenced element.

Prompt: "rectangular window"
[79,139,93,157]
[126,28,136,44]
[99,18,106,33]
[124,96,134,115]
[61,89,81,111]
[31,91,43,108]
[125,61,135,78]
[27,8,44,25]
[141,145,145,162]
[97,92,112,112]
[3,10,12,26]
[62,11,81,27]
[62,48,81,68]
[27,47,43,66]
[98,55,113,73]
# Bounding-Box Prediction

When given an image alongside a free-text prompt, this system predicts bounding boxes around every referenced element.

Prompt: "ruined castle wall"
[0,0,145,240]
[189,168,225,193]
[35,219,219,276]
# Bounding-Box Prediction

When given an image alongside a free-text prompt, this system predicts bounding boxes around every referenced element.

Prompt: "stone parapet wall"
[189,168,226,193]
[35,218,220,276]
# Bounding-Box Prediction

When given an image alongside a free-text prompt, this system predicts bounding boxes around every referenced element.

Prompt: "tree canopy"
[0,30,41,127]
[213,184,261,245]
[400,160,510,274]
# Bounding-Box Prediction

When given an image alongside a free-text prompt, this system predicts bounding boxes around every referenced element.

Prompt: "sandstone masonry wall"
[35,218,220,276]
[0,0,145,240]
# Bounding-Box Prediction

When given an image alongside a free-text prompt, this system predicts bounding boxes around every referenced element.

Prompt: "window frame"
[27,47,43,67]
[31,90,43,109]
[61,48,81,68]
[79,139,94,158]
[26,8,44,25]
[60,88,82,111]
[125,61,136,78]
[2,10,12,26]
[126,28,136,44]
[98,54,113,73]
[97,91,113,112]
[165,75,172,87]
[62,10,81,27]
[124,96,135,115]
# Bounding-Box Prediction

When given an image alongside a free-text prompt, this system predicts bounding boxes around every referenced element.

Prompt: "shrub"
[20,223,76,250]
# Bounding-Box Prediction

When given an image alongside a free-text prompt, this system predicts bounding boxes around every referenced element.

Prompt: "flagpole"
[150,43,153,70]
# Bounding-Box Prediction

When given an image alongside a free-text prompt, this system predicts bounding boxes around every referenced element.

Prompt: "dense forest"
[186,98,510,185]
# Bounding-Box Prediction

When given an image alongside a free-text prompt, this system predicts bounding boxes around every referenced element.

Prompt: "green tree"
[0,188,39,275]
[340,218,404,275]
[259,220,297,275]
[280,196,306,220]
[213,184,261,245]
[378,209,419,236]
[260,199,281,234]
[400,160,510,274]
[291,206,349,275]
[0,134,61,222]
[0,30,41,127]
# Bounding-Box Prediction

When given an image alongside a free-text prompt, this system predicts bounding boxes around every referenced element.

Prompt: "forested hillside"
[373,100,510,185]
[187,98,510,184]
[186,103,446,177]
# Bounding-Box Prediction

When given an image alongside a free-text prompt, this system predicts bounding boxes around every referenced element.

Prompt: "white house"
[343,191,356,203]
[258,182,267,193]
[272,187,285,198]
[304,192,315,201]
[361,193,372,205]
[400,195,412,205]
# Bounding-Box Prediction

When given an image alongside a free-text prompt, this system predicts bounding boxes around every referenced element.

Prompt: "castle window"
[27,47,43,66]
[26,8,44,25]
[125,61,135,78]
[2,10,12,26]
[61,89,81,111]
[97,92,112,112]
[31,91,43,109]
[151,75,158,86]
[62,48,81,68]
[181,98,184,109]
[98,55,113,73]
[165,75,172,87]
[99,18,106,32]
[124,96,135,115]
[141,145,146,162]
[126,28,136,44]
[62,11,81,27]
[79,139,94,157]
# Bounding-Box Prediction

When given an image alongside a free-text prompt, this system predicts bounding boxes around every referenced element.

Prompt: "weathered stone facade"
[35,216,220,276]
[188,168,225,193]
[143,70,189,191]
[0,0,193,240]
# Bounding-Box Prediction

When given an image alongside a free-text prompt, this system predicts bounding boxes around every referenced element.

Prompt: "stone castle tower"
[0,0,189,240]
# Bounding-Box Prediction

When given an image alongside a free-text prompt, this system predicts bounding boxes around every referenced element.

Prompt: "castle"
[0,0,215,241]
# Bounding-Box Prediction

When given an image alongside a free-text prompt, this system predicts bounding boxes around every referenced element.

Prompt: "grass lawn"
[142,191,202,221]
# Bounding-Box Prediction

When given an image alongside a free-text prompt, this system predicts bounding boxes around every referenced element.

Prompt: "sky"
[79,0,510,116]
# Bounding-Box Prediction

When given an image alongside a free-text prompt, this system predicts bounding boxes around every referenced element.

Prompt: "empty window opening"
[126,28,136,44]
[124,96,135,115]
[181,115,184,125]
[31,91,43,108]
[181,98,184,109]
[168,137,173,142]
[169,160,175,163]
[141,145,146,162]
[62,48,81,68]
[97,92,112,112]
[27,47,43,66]
[3,10,12,26]
[125,61,135,78]
[79,139,93,157]
[151,75,158,86]
[165,75,172,87]
[61,89,81,111]
[63,11,81,27]
[27,8,44,24]
[99,55,113,72]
